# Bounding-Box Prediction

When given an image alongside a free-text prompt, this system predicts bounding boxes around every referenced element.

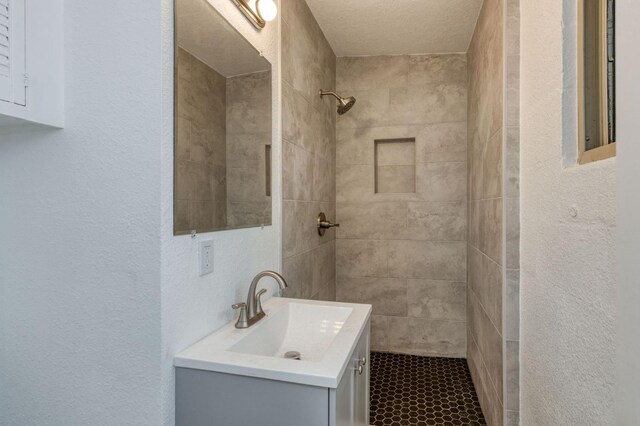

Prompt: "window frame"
[577,0,616,164]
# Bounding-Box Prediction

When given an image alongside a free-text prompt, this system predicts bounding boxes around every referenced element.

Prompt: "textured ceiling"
[177,0,269,77]
[304,0,484,56]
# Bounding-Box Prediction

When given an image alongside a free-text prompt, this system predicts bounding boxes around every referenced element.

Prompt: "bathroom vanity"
[174,298,371,426]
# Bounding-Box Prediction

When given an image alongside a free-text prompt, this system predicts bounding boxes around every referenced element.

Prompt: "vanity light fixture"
[232,0,277,29]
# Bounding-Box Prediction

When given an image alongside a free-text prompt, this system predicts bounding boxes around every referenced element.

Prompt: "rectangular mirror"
[174,0,272,235]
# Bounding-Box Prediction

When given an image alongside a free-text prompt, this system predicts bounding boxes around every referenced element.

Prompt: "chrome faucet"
[232,271,288,329]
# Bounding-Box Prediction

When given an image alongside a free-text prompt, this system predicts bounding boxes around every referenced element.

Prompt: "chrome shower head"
[319,90,357,115]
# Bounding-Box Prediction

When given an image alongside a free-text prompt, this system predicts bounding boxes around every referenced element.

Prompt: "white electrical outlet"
[199,240,214,276]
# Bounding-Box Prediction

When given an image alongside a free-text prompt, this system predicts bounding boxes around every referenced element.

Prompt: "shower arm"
[319,90,341,100]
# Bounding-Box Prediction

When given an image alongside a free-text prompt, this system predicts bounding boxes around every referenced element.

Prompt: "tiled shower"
[335,54,468,358]
[281,0,520,424]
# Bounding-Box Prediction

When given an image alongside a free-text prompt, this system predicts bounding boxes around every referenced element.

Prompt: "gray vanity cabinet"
[331,322,370,426]
[175,324,370,426]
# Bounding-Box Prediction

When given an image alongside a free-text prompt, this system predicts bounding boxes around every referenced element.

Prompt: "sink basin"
[229,303,353,361]
[174,298,371,388]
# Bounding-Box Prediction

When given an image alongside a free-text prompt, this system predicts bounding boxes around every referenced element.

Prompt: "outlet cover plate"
[199,240,214,276]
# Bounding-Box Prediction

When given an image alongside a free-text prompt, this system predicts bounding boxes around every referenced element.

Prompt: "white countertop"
[174,297,372,388]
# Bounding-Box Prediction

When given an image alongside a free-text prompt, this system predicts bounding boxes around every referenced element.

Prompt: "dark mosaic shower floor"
[370,352,486,426]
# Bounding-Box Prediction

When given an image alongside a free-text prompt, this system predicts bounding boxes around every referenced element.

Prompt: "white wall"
[0,0,281,424]
[520,0,616,424]
[159,1,282,424]
[616,1,640,423]
[0,0,164,423]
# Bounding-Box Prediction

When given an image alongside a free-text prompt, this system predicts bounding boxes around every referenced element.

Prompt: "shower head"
[337,96,356,115]
[319,90,356,115]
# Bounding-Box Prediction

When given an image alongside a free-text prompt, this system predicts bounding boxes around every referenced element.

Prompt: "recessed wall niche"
[374,138,416,193]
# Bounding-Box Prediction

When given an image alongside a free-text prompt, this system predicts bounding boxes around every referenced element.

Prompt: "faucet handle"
[232,302,249,329]
[255,289,268,316]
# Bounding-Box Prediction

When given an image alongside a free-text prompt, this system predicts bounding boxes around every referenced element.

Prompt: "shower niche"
[374,138,416,194]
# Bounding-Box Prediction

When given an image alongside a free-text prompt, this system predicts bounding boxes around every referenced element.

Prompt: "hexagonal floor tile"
[369,352,486,426]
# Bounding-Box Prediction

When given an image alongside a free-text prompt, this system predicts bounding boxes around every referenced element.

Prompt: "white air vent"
[0,0,26,105]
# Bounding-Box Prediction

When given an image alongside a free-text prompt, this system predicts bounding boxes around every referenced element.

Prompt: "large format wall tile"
[336,164,374,203]
[415,122,468,163]
[479,198,503,264]
[337,201,408,240]
[387,240,467,281]
[281,0,336,302]
[502,1,521,421]
[505,269,520,340]
[375,316,466,357]
[407,280,466,321]
[385,317,413,354]
[337,56,409,92]
[336,161,467,204]
[417,162,467,202]
[283,140,314,201]
[406,201,467,241]
[283,250,314,299]
[389,82,467,126]
[336,200,467,242]
[482,129,503,199]
[466,0,520,421]
[410,318,466,357]
[505,197,520,269]
[336,239,389,278]
[468,288,503,405]
[505,340,520,411]
[336,53,468,357]
[282,82,322,153]
[408,55,467,86]
[336,277,408,317]
[337,88,391,130]
[468,245,503,332]
[467,325,504,426]
[370,315,389,352]
[313,240,336,296]
[505,126,520,198]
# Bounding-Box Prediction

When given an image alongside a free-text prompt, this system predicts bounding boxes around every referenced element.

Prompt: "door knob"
[317,212,340,236]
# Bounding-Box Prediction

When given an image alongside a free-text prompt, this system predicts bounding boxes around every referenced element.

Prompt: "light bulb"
[257,0,277,22]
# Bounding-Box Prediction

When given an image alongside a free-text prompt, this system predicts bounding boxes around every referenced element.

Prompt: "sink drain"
[284,351,301,360]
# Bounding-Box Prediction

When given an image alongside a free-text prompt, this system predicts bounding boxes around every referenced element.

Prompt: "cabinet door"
[353,324,370,426]
[0,0,26,105]
[330,320,371,426]
[334,359,354,426]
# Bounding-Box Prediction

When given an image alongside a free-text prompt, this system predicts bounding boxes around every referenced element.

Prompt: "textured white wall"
[160,0,282,424]
[0,0,164,423]
[0,0,281,423]
[616,1,640,423]
[520,0,616,424]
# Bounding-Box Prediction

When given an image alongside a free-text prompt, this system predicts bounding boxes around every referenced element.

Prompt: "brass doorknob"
[317,212,340,236]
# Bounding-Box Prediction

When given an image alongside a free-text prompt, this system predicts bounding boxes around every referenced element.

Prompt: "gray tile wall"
[281,0,337,301]
[226,70,272,228]
[467,0,504,422]
[504,0,520,424]
[335,54,468,358]
[175,47,228,233]
[467,0,520,424]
